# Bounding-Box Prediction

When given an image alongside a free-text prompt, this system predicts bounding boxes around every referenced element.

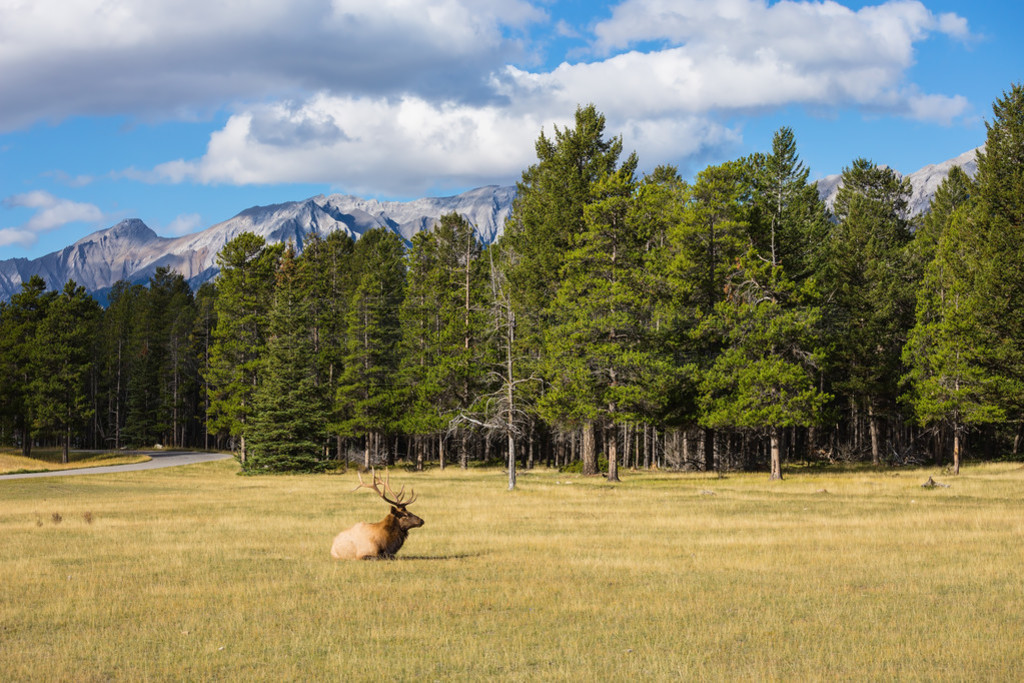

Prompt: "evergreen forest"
[3,84,1024,481]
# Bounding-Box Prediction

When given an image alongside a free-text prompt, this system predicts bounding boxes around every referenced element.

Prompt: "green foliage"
[206,233,283,460]
[399,214,489,443]
[246,247,329,472]
[698,257,828,433]
[31,281,102,462]
[971,83,1024,415]
[820,159,915,438]
[903,205,1004,443]
[336,228,407,449]
[10,92,1024,472]
[0,276,55,455]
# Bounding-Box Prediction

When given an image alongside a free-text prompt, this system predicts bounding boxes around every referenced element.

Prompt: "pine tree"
[296,231,355,460]
[192,281,218,450]
[100,281,146,449]
[820,159,915,464]
[0,276,55,456]
[206,233,283,463]
[698,255,829,479]
[972,83,1024,422]
[246,246,329,472]
[502,104,636,474]
[748,127,830,278]
[667,160,750,471]
[542,169,673,481]
[337,228,406,467]
[399,229,448,454]
[32,281,101,463]
[903,204,1002,473]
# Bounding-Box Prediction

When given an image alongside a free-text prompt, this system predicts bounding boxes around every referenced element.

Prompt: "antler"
[353,469,417,508]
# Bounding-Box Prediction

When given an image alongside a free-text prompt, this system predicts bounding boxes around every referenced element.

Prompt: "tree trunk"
[952,426,962,475]
[769,426,783,480]
[581,422,598,475]
[607,423,620,482]
[507,429,516,490]
[869,403,881,466]
[62,422,70,465]
[703,427,715,472]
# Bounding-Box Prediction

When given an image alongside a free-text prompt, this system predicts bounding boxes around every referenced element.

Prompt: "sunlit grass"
[2,461,1023,680]
[0,448,150,474]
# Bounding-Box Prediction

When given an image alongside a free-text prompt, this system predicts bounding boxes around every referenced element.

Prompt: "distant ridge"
[0,149,983,302]
[0,186,516,302]
[815,148,979,215]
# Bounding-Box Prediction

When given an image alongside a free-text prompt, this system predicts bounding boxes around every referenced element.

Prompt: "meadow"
[0,448,150,475]
[1,460,1023,681]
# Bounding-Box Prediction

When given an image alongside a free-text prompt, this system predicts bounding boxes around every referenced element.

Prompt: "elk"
[330,470,424,560]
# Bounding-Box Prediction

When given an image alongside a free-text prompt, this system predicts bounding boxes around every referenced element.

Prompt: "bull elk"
[330,470,424,560]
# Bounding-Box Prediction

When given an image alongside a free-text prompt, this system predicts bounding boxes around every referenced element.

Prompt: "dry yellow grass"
[1,461,1023,680]
[0,448,151,475]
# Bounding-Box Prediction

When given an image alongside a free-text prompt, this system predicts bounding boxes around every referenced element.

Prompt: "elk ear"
[391,506,401,515]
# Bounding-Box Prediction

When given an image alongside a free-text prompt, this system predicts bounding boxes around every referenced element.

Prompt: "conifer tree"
[206,232,282,463]
[972,83,1024,422]
[821,159,915,464]
[668,160,750,471]
[0,276,55,456]
[542,169,674,481]
[247,246,329,472]
[297,231,356,460]
[747,127,829,278]
[101,281,145,448]
[32,281,101,463]
[698,255,829,479]
[503,104,637,474]
[903,204,1002,473]
[337,228,406,467]
[192,281,218,450]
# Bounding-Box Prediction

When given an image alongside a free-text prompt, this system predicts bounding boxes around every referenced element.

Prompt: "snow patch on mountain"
[0,186,516,302]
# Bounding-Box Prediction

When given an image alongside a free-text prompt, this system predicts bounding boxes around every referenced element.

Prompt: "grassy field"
[1,460,1023,681]
[0,448,151,475]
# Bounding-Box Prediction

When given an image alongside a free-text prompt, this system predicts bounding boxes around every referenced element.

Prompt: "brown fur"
[330,506,424,560]
[332,472,425,559]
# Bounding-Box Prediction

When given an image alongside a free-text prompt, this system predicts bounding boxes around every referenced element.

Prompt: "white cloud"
[164,213,204,237]
[145,0,972,194]
[582,0,972,122]
[0,0,546,131]
[153,95,550,196]
[0,228,37,248]
[1,191,104,247]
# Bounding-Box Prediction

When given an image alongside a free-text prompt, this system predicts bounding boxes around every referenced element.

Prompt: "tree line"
[2,84,1022,480]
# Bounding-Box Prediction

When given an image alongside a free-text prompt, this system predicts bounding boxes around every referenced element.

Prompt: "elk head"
[354,469,425,531]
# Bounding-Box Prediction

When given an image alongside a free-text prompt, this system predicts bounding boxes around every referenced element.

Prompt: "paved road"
[0,451,233,480]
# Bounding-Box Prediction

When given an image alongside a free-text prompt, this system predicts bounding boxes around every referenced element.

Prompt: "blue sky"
[1,0,1021,260]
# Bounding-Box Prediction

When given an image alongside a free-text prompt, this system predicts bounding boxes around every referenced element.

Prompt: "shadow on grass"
[388,553,481,562]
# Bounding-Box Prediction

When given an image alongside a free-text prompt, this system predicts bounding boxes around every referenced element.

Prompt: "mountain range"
[0,185,515,302]
[0,150,980,302]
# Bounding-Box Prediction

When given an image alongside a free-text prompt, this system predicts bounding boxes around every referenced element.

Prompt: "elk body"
[331,471,424,560]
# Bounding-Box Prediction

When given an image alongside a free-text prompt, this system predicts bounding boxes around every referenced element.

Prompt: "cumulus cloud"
[0,0,546,130]
[1,191,104,247]
[583,0,972,122]
[153,94,551,196]
[148,0,971,194]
